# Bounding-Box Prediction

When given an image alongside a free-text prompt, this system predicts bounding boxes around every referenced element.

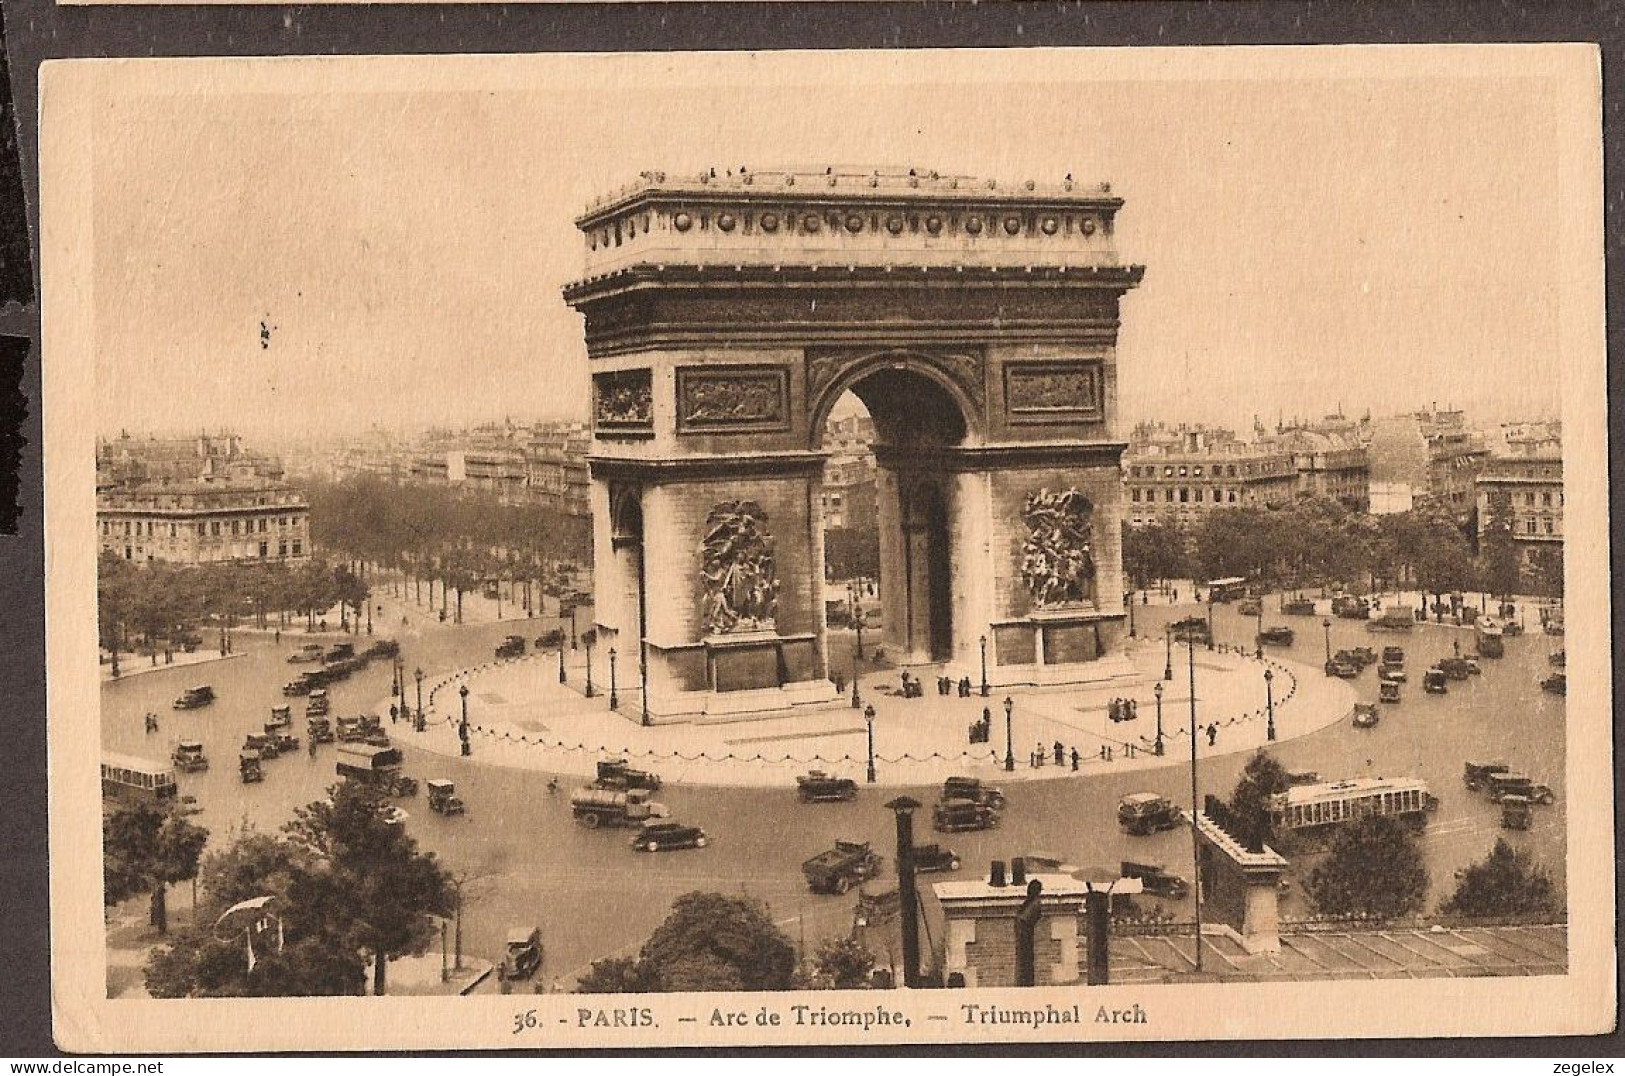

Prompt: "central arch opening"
[817,363,972,668]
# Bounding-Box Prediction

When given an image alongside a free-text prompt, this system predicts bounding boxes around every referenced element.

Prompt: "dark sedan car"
[631,821,709,852]
[1256,626,1295,646]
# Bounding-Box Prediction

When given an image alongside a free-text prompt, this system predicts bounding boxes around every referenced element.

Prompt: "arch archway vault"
[563,169,1145,721]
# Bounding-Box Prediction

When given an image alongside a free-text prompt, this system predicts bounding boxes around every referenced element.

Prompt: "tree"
[823,527,880,582]
[1227,751,1292,847]
[1478,491,1521,600]
[1122,520,1187,590]
[574,892,797,993]
[1440,839,1558,920]
[284,781,455,996]
[103,802,208,935]
[575,956,653,994]
[809,935,875,989]
[1306,815,1429,919]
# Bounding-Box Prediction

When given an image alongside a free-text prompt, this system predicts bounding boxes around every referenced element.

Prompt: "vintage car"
[1331,595,1370,620]
[173,685,216,710]
[631,821,709,852]
[324,642,356,664]
[243,732,281,760]
[336,744,418,798]
[265,705,293,730]
[1463,761,1511,792]
[1379,680,1402,704]
[1366,606,1417,632]
[912,843,962,873]
[282,678,313,697]
[1484,772,1556,806]
[364,638,401,660]
[933,799,1000,833]
[1344,646,1378,667]
[852,884,901,929]
[942,776,1007,810]
[593,759,662,792]
[803,839,883,894]
[1237,598,1263,618]
[1423,668,1449,694]
[307,715,335,744]
[1256,626,1295,647]
[1500,794,1533,830]
[1282,597,1318,616]
[427,779,466,816]
[502,927,543,980]
[1377,662,1407,683]
[1169,617,1211,645]
[1382,646,1406,665]
[238,750,264,784]
[1352,703,1380,729]
[288,643,326,664]
[1436,657,1479,680]
[171,740,209,773]
[262,723,300,754]
[1120,860,1189,900]
[1118,792,1183,836]
[337,713,384,743]
[796,771,858,803]
[1541,672,1567,696]
[305,690,332,717]
[1324,657,1361,679]
[1549,649,1566,667]
[495,635,527,660]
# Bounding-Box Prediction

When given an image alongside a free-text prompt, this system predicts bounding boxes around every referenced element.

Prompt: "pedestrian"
[308,736,317,758]
[1070,747,1080,771]
[1106,745,1114,761]
[274,627,281,644]
[1206,723,1218,747]
[1036,741,1046,767]
[389,704,399,725]
[1099,744,1107,761]
[1173,588,1179,602]
[1053,740,1064,766]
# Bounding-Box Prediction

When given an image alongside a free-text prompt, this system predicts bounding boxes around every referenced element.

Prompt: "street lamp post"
[414,668,425,733]
[979,635,990,698]
[851,648,861,709]
[1153,680,1165,755]
[855,609,865,661]
[1255,603,1264,644]
[1187,637,1203,973]
[608,647,619,710]
[458,683,471,757]
[1206,600,1215,651]
[864,704,877,783]
[1264,668,1276,742]
[1003,696,1015,773]
[1126,591,1136,638]
[1322,618,1332,664]
[584,637,595,698]
[640,640,650,727]
[1164,627,1173,681]
[557,646,566,684]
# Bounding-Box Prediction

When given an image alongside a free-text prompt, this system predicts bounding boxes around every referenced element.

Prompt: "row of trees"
[305,476,592,619]
[1121,494,1563,603]
[127,782,456,997]
[1226,753,1559,921]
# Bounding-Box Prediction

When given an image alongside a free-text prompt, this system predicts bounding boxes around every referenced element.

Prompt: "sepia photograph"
[40,46,1611,1051]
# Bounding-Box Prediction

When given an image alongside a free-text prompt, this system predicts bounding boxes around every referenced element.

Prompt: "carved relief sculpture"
[677,367,790,432]
[699,501,779,633]
[594,369,654,429]
[1020,488,1097,607]
[1004,360,1103,423]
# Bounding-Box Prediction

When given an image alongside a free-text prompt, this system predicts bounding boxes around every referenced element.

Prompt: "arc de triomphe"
[563,168,1144,721]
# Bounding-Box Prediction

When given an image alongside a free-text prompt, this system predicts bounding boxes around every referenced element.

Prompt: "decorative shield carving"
[1020,488,1097,607]
[593,369,653,431]
[699,501,779,633]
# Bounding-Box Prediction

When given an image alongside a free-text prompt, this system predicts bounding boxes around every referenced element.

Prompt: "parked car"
[282,679,312,697]
[1379,680,1402,704]
[305,690,332,717]
[238,750,264,784]
[942,776,1007,810]
[262,723,300,754]
[594,759,662,792]
[173,685,216,710]
[1120,860,1189,900]
[1118,792,1183,836]
[244,733,280,761]
[1500,795,1533,830]
[1378,662,1407,683]
[1324,657,1360,679]
[495,635,527,660]
[1437,657,1478,680]
[1484,772,1556,805]
[1331,595,1370,620]
[364,638,401,660]
[1463,761,1511,792]
[1541,672,1566,696]
[307,715,335,744]
[932,799,1000,833]
[912,843,962,873]
[1382,646,1406,665]
[1423,668,1449,694]
[631,821,709,852]
[1256,626,1295,646]
[171,740,209,773]
[1352,703,1380,729]
[288,644,325,664]
[1282,597,1317,616]
[803,839,883,894]
[1237,598,1263,618]
[796,771,858,803]
[502,927,543,980]
[1342,647,1377,667]
[324,642,356,664]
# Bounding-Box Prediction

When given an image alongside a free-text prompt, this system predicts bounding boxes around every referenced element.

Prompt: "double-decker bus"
[101,752,178,805]
[1268,775,1436,849]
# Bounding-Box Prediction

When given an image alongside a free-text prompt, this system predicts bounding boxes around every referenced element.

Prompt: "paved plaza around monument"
[396,633,1356,788]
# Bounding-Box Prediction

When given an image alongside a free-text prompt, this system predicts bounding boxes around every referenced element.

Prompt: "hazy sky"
[84,51,1580,440]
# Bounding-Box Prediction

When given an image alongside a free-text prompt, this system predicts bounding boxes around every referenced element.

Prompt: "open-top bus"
[102,752,179,805]
[1268,775,1436,850]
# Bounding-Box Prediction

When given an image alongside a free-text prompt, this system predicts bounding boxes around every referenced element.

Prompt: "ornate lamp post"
[458,683,471,757]
[1164,626,1173,681]
[1127,591,1136,638]
[557,645,566,684]
[1153,680,1165,756]
[854,606,865,661]
[1264,667,1276,742]
[1003,696,1015,773]
[414,667,425,733]
[1322,617,1332,664]
[864,704,877,784]
[640,640,650,727]
[608,647,619,710]
[1206,599,1215,651]
[584,636,595,698]
[850,649,861,709]
[979,634,990,698]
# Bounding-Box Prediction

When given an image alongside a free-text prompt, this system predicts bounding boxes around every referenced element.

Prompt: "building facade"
[1122,424,1298,526]
[1262,416,1370,510]
[99,483,312,564]
[1476,423,1563,564]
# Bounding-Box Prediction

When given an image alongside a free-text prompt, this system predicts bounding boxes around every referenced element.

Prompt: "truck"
[335,744,418,797]
[594,759,663,792]
[1366,606,1416,632]
[942,776,1007,810]
[802,839,884,895]
[1118,792,1183,836]
[796,771,858,803]
[569,787,670,829]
